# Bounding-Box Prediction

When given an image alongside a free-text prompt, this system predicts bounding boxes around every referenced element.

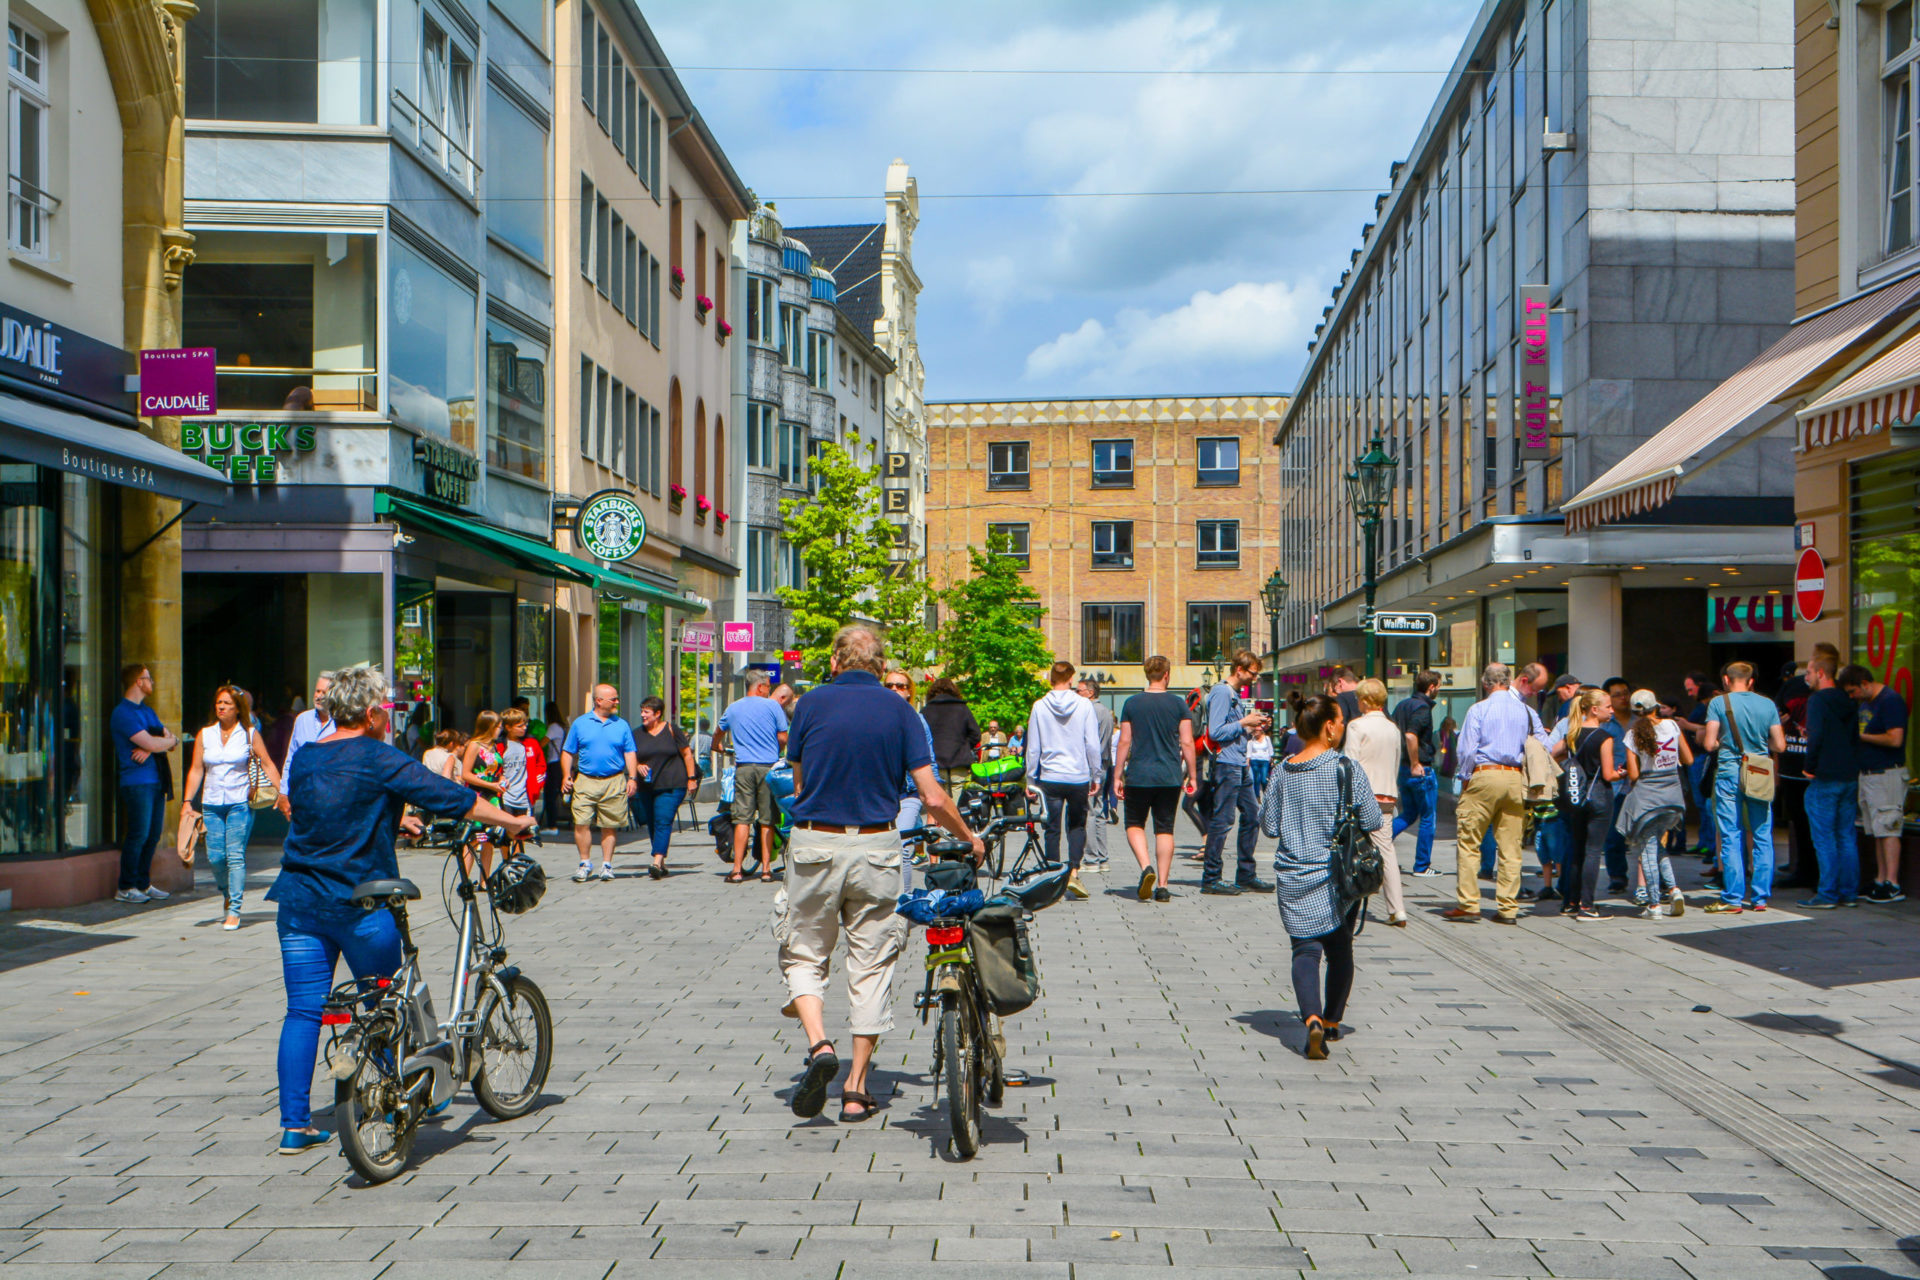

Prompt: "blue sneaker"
[279,1128,331,1154]
[1798,897,1839,909]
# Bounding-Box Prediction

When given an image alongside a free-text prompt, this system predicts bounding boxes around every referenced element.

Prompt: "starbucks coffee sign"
[576,488,647,562]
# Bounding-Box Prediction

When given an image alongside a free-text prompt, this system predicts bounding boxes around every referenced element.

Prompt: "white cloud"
[1024,277,1323,386]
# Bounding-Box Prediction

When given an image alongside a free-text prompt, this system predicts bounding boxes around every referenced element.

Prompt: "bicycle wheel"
[335,1054,415,1184]
[940,993,982,1158]
[471,973,553,1120]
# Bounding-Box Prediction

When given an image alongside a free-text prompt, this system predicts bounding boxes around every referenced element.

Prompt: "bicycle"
[903,812,1059,1158]
[319,819,554,1184]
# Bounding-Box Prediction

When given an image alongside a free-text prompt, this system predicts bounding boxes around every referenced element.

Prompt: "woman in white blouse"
[182,686,283,930]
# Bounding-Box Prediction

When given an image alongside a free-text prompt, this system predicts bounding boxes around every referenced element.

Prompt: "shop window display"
[1850,452,1920,791]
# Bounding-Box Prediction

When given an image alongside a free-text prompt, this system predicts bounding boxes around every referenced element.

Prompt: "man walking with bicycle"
[777,627,981,1124]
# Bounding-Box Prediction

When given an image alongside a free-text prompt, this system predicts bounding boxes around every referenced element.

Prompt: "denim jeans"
[1688,755,1716,850]
[1201,762,1260,885]
[1713,766,1776,905]
[1804,778,1860,903]
[1249,759,1271,794]
[275,901,403,1129]
[118,783,165,891]
[202,801,256,914]
[636,786,686,858]
[1039,779,1090,871]
[896,792,923,893]
[1393,768,1438,871]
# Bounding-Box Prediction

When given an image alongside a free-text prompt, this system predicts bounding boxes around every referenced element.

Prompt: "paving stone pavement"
[2,819,1919,1278]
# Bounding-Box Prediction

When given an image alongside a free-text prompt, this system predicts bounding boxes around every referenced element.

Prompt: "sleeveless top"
[468,740,503,789]
[199,722,258,806]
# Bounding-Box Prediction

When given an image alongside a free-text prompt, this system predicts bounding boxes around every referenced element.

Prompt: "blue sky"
[650,1,1483,401]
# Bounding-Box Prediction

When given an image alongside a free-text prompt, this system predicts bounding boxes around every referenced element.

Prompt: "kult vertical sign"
[1518,285,1551,461]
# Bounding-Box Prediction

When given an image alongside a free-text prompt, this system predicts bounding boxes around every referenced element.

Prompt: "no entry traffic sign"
[1795,546,1826,623]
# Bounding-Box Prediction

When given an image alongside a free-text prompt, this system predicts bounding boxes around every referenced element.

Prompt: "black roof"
[787,223,884,340]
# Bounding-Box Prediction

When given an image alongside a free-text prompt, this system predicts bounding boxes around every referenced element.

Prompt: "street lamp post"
[1260,569,1289,708]
[1344,435,1398,680]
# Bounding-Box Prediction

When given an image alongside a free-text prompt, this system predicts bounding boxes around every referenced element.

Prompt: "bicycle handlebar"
[899,813,1036,845]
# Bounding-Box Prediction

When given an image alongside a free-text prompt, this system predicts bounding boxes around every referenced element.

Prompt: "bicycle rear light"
[320,1011,352,1026]
[926,925,965,946]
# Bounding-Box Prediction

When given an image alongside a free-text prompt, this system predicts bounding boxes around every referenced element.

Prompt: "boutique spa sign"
[179,421,317,484]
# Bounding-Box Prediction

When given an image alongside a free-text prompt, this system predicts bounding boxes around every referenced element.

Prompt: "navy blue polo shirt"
[788,670,934,826]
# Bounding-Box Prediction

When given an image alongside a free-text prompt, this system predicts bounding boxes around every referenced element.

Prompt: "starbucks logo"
[576,489,647,562]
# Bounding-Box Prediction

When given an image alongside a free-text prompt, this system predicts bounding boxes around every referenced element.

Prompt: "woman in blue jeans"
[182,685,283,930]
[269,666,533,1154]
[632,696,698,880]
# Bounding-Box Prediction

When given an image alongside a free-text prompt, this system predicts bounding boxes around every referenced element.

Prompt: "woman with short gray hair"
[268,666,534,1154]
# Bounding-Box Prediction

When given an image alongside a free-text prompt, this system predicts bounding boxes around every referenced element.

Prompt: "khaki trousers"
[774,827,908,1037]
[1370,799,1404,918]
[1454,768,1527,915]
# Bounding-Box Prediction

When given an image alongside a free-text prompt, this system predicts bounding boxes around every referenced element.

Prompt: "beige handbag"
[247,731,279,810]
[176,808,205,866]
[1719,696,1777,803]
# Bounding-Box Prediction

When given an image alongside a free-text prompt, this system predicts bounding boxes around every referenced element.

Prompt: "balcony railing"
[390,91,479,193]
[8,175,58,257]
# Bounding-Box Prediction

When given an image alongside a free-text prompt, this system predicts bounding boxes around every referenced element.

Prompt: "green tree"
[936,532,1054,729]
[776,440,925,679]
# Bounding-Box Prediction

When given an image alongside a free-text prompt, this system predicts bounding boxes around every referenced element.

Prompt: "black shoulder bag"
[1328,755,1386,906]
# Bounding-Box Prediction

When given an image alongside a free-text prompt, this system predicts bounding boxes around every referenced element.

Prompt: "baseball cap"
[1629,688,1660,713]
[1551,674,1581,692]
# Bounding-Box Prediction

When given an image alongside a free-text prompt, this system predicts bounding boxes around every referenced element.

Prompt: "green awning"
[375,492,706,615]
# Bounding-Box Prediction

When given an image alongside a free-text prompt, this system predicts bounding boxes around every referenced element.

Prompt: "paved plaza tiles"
[1,824,1917,1279]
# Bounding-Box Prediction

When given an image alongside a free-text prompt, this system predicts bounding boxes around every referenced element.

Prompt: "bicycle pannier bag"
[966,903,1040,1015]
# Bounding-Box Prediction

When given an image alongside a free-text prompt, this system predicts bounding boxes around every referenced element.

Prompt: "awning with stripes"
[1797,327,1920,448]
[1562,271,1920,533]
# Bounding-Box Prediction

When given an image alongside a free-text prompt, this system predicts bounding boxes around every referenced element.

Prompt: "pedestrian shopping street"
[1,826,1917,1280]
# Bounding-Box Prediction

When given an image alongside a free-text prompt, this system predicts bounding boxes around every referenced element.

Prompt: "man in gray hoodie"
[1025,660,1105,899]
[1077,677,1116,871]
[1202,650,1274,896]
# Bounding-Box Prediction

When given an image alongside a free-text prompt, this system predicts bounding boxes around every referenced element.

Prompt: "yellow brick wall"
[1795,0,1841,313]
[927,396,1288,693]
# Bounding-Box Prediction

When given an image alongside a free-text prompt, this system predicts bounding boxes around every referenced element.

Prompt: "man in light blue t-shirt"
[1703,660,1787,912]
[718,679,790,880]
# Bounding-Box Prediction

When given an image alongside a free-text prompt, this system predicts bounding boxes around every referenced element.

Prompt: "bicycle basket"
[487,852,548,914]
[999,861,1070,913]
[966,903,1040,1015]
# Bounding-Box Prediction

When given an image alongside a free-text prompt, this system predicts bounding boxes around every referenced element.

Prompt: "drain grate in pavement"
[1764,1246,1855,1260]
[1578,1109,1646,1118]
[1691,1192,1773,1205]
[1498,1050,1556,1057]
[1632,1146,1706,1159]
[1463,1025,1519,1032]
[1534,1076,1597,1085]
[1411,913,1920,1240]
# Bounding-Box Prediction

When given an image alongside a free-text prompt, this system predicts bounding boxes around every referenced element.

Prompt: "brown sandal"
[724,872,746,883]
[839,1089,877,1122]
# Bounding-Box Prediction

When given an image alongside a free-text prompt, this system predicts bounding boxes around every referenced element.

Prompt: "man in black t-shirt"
[1114,655,1198,904]
[1390,670,1441,874]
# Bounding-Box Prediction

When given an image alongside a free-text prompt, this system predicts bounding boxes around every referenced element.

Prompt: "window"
[495,0,543,48]
[777,421,805,485]
[1196,520,1240,568]
[595,22,610,133]
[806,439,824,494]
[1091,438,1133,488]
[485,322,546,482]
[623,73,638,172]
[578,357,594,460]
[871,374,880,408]
[486,89,546,262]
[631,392,649,484]
[580,6,595,112]
[746,276,776,344]
[782,539,806,591]
[695,224,708,299]
[578,175,594,277]
[807,331,832,390]
[986,523,1029,569]
[595,195,610,296]
[648,405,662,493]
[648,108,661,194]
[746,402,775,469]
[647,254,661,343]
[778,304,805,367]
[1083,604,1144,664]
[607,376,624,476]
[6,21,47,256]
[746,528,778,593]
[1196,437,1240,486]
[185,0,377,125]
[610,48,624,150]
[669,192,682,276]
[1091,521,1133,569]
[594,367,609,466]
[182,230,379,411]
[987,442,1029,490]
[1889,3,1920,254]
[1187,603,1251,664]
[623,228,638,322]
[416,18,474,189]
[609,211,624,309]
[388,240,476,446]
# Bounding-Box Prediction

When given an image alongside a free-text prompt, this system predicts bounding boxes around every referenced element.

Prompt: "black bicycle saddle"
[349,878,421,907]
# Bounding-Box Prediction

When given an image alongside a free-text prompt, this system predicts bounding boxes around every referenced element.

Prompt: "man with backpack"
[1200,650,1274,897]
